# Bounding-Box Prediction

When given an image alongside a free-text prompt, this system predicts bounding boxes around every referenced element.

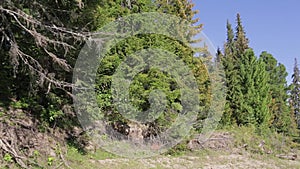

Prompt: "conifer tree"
[291,58,300,128]
[95,0,210,135]
[222,15,249,126]
[251,54,271,127]
[221,21,237,125]
[260,52,296,133]
[221,14,271,128]
[235,13,249,55]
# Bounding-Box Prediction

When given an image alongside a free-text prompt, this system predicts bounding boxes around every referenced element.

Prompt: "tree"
[0,0,108,167]
[0,0,210,166]
[0,0,90,93]
[93,0,210,139]
[234,13,249,55]
[221,15,250,126]
[291,58,300,128]
[221,14,271,129]
[220,21,238,125]
[260,52,296,133]
[235,49,271,127]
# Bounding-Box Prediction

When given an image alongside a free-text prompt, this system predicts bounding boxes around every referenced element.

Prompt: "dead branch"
[59,151,72,169]
[12,44,74,89]
[0,4,90,94]
[0,138,28,169]
[276,154,297,160]
[0,6,90,39]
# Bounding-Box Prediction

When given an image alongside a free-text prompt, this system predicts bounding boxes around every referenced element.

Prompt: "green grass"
[66,145,117,168]
[217,126,300,155]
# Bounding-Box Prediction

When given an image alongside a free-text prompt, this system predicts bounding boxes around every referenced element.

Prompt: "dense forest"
[0,0,299,168]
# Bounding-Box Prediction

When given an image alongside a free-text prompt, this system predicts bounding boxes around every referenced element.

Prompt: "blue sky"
[193,0,300,84]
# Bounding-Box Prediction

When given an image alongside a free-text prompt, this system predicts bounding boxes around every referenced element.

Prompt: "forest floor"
[2,148,300,169]
[63,131,300,169]
[64,143,300,169]
[74,152,300,169]
[1,107,300,168]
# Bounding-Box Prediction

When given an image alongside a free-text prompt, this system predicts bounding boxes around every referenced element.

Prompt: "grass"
[1,126,299,168]
[63,127,300,168]
[66,145,118,169]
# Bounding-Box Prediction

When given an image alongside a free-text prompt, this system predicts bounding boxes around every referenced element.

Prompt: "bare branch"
[0,6,90,39]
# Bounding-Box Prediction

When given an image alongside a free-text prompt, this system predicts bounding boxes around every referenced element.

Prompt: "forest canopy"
[0,0,299,168]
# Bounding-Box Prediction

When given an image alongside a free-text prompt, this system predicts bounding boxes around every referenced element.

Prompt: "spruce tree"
[225,20,235,55]
[235,13,249,55]
[221,14,271,128]
[221,21,237,125]
[222,15,249,126]
[251,55,271,128]
[260,52,296,133]
[291,58,300,128]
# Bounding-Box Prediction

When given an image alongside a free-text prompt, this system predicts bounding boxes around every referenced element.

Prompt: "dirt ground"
[80,153,300,169]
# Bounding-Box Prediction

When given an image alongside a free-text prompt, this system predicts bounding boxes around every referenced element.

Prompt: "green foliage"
[234,13,249,54]
[47,157,55,166]
[220,13,300,139]
[3,153,13,163]
[93,0,208,134]
[238,50,271,127]
[33,150,40,157]
[260,52,297,134]
[1,1,299,165]
[47,105,64,122]
[221,14,276,131]
[165,141,190,156]
[231,126,298,155]
[10,100,29,109]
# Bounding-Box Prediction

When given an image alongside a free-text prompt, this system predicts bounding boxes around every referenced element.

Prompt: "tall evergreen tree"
[237,49,271,127]
[221,14,271,128]
[221,15,250,126]
[260,52,296,133]
[221,21,238,125]
[291,58,300,128]
[225,20,235,55]
[234,13,249,55]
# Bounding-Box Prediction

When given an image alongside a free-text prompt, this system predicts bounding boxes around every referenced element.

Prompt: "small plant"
[10,100,29,109]
[47,157,55,166]
[3,153,13,162]
[40,104,64,123]
[33,150,39,157]
[166,141,189,156]
[48,105,63,122]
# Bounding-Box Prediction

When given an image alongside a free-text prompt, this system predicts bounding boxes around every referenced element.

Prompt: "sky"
[193,0,300,84]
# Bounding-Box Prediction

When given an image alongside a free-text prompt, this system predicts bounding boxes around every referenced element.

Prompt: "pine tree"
[291,58,300,128]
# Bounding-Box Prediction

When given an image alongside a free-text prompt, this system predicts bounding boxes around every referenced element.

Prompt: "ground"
[0,107,299,168]
[66,150,300,169]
